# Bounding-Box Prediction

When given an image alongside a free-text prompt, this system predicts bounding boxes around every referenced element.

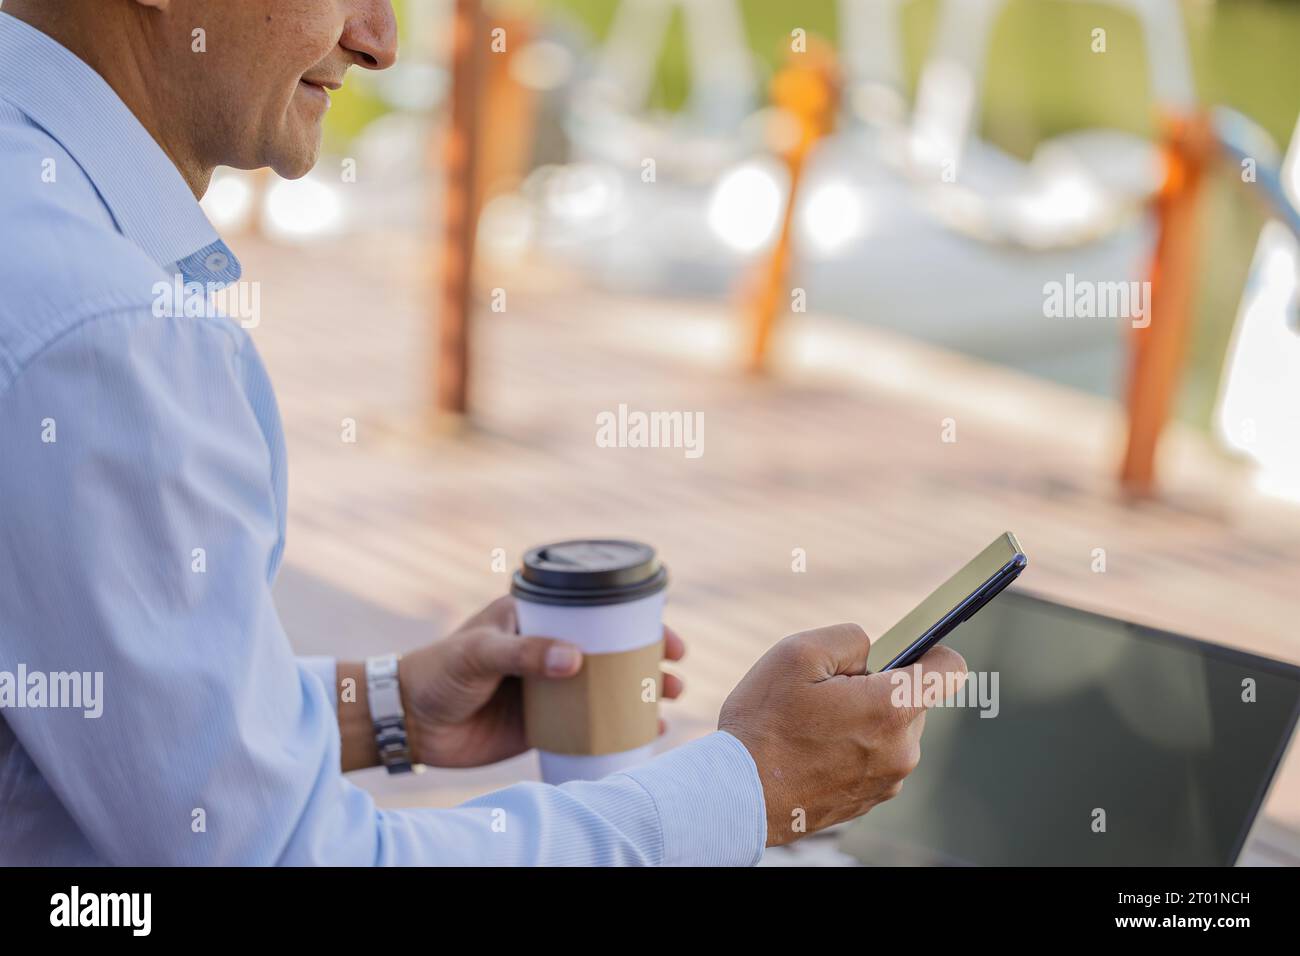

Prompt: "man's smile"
[297,76,339,108]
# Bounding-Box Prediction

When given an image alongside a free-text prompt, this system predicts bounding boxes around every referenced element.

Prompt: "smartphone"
[868,532,1027,671]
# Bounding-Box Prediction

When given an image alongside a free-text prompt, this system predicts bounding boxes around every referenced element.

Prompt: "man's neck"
[4,1,212,197]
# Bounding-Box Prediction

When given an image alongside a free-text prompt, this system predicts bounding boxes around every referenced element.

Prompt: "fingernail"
[545,644,581,676]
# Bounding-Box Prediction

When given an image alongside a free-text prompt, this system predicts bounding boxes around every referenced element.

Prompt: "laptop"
[842,591,1300,866]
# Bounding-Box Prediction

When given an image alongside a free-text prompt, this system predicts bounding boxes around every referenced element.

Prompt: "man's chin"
[270,152,320,181]
[267,133,324,181]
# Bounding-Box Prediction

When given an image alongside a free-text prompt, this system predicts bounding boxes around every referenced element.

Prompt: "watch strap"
[365,653,414,774]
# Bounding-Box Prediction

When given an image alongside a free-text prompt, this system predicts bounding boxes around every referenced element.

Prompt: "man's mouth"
[298,77,340,108]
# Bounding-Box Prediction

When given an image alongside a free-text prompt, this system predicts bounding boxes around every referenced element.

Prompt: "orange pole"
[746,44,839,373]
[477,16,538,209]
[1119,111,1214,495]
[436,0,486,417]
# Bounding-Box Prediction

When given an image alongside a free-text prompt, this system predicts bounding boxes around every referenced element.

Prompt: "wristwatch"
[365,653,414,774]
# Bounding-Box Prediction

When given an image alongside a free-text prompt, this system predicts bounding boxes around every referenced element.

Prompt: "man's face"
[168,0,397,179]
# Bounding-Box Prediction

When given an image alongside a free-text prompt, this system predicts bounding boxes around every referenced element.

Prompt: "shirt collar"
[0,12,240,285]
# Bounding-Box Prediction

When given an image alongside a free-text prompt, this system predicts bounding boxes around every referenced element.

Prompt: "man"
[0,0,966,865]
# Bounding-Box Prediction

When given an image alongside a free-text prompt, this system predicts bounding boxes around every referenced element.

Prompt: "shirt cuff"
[297,655,338,716]
[622,730,767,866]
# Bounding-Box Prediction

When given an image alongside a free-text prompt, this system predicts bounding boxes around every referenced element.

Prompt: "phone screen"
[868,532,1025,671]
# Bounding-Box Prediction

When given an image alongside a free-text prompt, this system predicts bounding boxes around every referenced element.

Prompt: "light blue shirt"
[0,12,766,866]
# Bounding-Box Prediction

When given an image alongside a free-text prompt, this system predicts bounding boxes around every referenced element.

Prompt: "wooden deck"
[236,233,1300,858]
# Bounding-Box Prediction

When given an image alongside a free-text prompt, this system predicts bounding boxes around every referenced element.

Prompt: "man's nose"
[342,0,399,71]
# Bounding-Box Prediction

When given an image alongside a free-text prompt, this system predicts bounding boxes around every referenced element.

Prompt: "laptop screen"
[842,592,1300,866]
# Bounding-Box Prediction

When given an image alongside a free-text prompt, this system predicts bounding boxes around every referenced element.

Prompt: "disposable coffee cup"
[512,539,668,784]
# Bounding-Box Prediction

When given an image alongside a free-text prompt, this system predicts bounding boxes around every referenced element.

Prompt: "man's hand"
[395,596,685,768]
[718,623,966,847]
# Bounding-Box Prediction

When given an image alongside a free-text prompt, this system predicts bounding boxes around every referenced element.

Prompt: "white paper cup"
[512,540,668,784]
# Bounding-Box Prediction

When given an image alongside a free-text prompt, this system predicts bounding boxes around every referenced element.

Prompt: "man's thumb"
[469,631,583,679]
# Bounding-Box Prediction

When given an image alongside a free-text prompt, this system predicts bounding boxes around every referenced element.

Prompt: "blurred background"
[209,0,1300,420]
[195,0,1300,863]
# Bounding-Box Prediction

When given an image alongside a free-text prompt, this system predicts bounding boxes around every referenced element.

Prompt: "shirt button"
[205,251,229,273]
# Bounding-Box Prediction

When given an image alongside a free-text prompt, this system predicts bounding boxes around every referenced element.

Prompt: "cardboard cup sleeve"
[523,639,664,756]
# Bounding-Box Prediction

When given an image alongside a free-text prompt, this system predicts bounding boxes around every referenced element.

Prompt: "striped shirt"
[0,11,766,866]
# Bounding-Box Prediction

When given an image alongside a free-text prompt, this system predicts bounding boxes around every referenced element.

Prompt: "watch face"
[367,653,400,681]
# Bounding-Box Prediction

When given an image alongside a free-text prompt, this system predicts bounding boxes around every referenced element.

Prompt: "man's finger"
[662,671,684,700]
[663,625,685,662]
[792,622,874,678]
[466,631,583,679]
[915,644,968,700]
[863,643,969,723]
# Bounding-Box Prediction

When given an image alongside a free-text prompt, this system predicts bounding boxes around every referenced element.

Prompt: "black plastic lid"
[511,539,668,607]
